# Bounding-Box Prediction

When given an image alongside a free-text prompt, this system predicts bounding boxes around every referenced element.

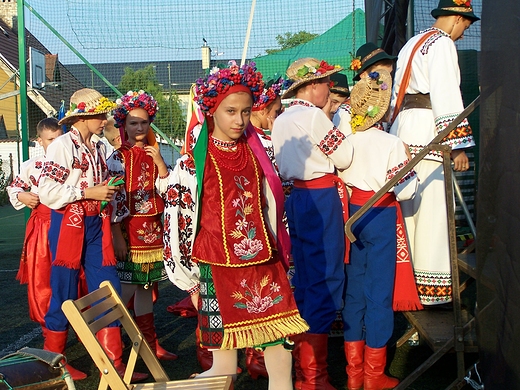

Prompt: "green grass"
[0,205,478,389]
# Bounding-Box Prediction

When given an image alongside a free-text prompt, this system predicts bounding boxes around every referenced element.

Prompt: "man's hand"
[451,149,469,171]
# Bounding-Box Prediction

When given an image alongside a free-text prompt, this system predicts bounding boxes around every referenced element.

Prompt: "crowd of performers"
[7,0,479,388]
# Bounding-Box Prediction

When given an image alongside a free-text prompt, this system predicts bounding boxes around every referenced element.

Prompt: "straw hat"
[349,69,392,132]
[58,88,117,125]
[282,57,343,99]
[431,0,480,22]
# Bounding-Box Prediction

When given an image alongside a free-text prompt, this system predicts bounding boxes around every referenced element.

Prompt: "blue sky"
[24,0,480,65]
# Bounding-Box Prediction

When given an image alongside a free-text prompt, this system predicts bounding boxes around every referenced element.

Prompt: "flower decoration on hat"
[68,97,116,116]
[113,90,159,128]
[294,60,338,80]
[453,0,471,6]
[349,55,362,71]
[349,71,391,133]
[194,60,264,113]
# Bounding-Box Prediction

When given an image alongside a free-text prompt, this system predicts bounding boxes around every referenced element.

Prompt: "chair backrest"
[62,280,232,390]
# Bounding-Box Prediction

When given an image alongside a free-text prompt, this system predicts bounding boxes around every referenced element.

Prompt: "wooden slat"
[133,375,232,389]
[73,285,112,310]
[82,297,120,324]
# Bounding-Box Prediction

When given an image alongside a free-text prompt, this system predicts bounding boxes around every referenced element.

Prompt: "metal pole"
[240,0,256,66]
[17,0,29,163]
[407,0,415,40]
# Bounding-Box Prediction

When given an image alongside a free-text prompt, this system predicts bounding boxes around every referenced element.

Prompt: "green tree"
[118,65,186,141]
[265,31,319,54]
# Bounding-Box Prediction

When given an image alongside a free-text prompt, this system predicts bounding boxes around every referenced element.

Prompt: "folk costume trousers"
[45,211,121,331]
[286,186,345,333]
[343,202,396,348]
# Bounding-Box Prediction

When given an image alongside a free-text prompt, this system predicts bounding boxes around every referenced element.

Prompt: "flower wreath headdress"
[113,90,159,128]
[253,75,289,111]
[194,60,264,113]
[349,70,392,133]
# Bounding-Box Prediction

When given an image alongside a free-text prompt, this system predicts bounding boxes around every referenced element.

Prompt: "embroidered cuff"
[188,284,201,296]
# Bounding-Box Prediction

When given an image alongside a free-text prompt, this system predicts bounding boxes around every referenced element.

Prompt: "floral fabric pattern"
[232,275,282,314]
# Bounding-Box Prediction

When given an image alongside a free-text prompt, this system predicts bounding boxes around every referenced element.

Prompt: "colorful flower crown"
[68,97,116,115]
[350,71,390,133]
[113,90,159,128]
[194,60,264,112]
[254,76,289,110]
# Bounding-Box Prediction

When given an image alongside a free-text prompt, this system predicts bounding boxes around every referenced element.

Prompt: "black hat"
[431,0,480,22]
[352,43,396,81]
[330,73,350,97]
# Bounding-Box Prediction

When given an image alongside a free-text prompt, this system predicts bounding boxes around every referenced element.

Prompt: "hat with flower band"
[349,69,392,133]
[350,43,397,82]
[194,60,264,115]
[282,58,343,99]
[113,90,159,128]
[58,88,117,125]
[253,75,288,111]
[431,0,480,22]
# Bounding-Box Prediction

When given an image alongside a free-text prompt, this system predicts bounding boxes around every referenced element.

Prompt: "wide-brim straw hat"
[58,88,117,125]
[350,69,392,132]
[282,57,343,99]
[431,0,480,22]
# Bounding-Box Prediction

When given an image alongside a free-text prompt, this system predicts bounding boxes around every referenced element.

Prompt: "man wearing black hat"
[351,42,397,83]
[389,0,479,307]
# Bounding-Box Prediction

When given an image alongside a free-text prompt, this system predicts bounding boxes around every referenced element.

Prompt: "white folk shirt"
[338,128,418,202]
[389,28,475,161]
[272,99,353,181]
[39,128,108,209]
[7,156,45,210]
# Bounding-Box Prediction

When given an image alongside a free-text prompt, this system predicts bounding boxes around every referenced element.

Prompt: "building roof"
[0,18,85,113]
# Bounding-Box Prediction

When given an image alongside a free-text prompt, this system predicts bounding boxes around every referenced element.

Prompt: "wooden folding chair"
[62,280,232,390]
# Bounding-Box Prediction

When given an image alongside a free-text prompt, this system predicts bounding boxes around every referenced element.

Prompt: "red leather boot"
[298,333,335,390]
[96,327,148,383]
[43,329,87,381]
[135,312,178,360]
[364,346,399,390]
[291,334,304,390]
[345,341,365,390]
[245,348,268,379]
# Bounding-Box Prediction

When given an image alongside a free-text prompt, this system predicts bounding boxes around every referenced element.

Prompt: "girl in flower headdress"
[160,61,308,388]
[108,90,178,362]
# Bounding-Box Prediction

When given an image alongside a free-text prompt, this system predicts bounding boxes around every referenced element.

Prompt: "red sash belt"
[349,187,423,311]
[53,200,116,269]
[294,174,350,263]
[350,188,396,207]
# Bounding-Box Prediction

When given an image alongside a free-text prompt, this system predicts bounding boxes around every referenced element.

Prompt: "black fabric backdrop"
[477,1,520,389]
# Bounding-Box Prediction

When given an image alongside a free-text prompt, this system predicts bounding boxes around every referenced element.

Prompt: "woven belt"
[402,93,431,110]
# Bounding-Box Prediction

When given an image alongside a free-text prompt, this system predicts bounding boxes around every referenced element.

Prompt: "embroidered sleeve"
[39,141,83,209]
[428,37,475,150]
[107,151,129,223]
[387,139,419,202]
[163,154,201,292]
[7,159,36,210]
[314,110,353,170]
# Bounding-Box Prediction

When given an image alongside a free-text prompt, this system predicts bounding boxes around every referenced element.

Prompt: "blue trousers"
[342,203,396,348]
[45,211,121,331]
[286,186,345,334]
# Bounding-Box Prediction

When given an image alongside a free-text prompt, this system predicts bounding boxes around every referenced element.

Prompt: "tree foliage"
[265,31,319,54]
[118,65,186,141]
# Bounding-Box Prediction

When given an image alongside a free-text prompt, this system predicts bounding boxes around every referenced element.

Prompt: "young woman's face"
[212,92,253,141]
[85,114,108,135]
[124,108,150,144]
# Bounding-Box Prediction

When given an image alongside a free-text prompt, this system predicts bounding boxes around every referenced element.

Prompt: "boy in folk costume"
[272,57,354,390]
[161,61,308,390]
[108,90,177,361]
[339,70,419,390]
[389,0,479,306]
[39,88,148,382]
[7,118,62,335]
[328,72,351,127]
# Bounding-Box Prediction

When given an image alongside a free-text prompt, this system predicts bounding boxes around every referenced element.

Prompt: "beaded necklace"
[209,135,248,172]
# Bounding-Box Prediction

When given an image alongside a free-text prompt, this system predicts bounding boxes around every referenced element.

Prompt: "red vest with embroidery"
[192,139,273,267]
